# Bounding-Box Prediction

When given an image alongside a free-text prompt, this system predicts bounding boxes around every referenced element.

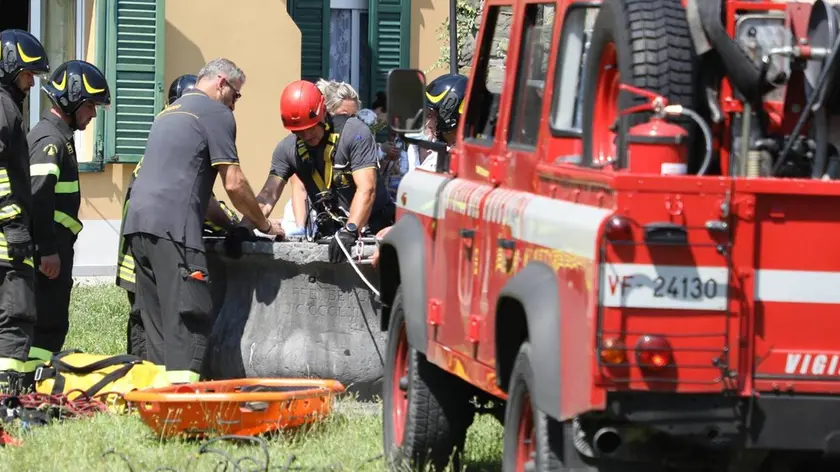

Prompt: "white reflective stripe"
[600,263,730,311]
[30,163,60,177]
[396,169,451,218]
[755,269,840,304]
[517,196,611,258]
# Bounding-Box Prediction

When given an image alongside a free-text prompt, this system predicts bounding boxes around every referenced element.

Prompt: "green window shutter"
[369,0,411,105]
[287,0,330,83]
[102,0,166,164]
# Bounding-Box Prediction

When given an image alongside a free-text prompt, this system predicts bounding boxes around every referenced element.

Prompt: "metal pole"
[449,0,458,74]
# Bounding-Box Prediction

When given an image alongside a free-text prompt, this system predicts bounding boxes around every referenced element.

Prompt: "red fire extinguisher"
[618,84,689,175]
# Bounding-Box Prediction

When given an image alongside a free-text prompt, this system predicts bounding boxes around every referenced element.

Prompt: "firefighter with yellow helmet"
[27,60,111,365]
[0,29,50,394]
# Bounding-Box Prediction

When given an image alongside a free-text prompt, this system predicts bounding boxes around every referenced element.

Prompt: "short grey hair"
[198,58,246,86]
[316,78,361,114]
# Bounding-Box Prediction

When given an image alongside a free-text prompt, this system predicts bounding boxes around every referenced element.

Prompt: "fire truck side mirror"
[387,68,427,134]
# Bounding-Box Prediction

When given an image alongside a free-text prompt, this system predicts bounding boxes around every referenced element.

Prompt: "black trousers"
[32,230,75,354]
[129,233,213,381]
[0,265,36,366]
[125,291,146,359]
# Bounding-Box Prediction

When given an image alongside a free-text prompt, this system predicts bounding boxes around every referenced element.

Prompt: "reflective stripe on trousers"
[0,346,52,373]
[118,252,136,284]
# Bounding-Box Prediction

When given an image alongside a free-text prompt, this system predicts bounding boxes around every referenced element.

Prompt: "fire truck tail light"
[605,215,633,242]
[599,337,627,365]
[635,335,673,371]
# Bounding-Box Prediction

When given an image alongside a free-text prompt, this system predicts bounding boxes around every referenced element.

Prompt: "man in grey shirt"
[123,58,283,384]
[254,80,394,263]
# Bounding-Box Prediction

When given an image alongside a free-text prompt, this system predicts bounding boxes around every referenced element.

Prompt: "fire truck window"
[462,5,512,145]
[549,5,599,136]
[508,3,555,148]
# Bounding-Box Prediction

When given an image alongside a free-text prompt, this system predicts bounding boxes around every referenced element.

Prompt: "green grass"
[0,284,504,471]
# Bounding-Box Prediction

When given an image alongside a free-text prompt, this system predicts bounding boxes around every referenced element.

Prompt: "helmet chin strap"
[68,110,79,131]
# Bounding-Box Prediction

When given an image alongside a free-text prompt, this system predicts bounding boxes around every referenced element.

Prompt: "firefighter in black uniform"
[115,73,240,359]
[28,60,110,361]
[123,59,281,384]
[0,29,49,394]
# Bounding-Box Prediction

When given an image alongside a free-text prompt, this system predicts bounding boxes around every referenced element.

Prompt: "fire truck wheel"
[581,0,698,170]
[382,288,475,471]
[503,343,668,472]
[502,341,567,471]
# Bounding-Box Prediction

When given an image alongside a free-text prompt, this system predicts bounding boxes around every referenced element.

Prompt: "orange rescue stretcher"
[123,378,345,438]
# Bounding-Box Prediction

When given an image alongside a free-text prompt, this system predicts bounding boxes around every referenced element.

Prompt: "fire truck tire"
[382,287,475,471]
[502,341,568,471]
[503,342,659,472]
[581,0,698,170]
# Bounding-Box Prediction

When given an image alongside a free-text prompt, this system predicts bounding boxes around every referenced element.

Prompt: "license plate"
[600,263,729,311]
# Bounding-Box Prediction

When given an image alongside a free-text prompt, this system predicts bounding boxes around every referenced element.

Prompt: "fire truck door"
[431,179,494,359]
[474,187,533,366]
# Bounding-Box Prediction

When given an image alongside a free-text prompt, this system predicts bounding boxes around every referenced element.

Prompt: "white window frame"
[330,0,368,92]
[29,0,87,157]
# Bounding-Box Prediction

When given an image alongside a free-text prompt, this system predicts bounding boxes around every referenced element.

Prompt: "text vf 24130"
[599,263,729,311]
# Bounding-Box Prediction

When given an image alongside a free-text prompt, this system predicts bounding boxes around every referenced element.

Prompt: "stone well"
[202,238,386,400]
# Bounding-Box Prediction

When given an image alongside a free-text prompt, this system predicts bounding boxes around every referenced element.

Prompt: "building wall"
[73,0,447,276]
[411,0,450,82]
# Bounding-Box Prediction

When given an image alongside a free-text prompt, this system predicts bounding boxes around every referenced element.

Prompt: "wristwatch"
[344,223,358,234]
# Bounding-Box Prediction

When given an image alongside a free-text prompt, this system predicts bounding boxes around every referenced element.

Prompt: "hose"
[664,105,714,176]
[772,25,840,176]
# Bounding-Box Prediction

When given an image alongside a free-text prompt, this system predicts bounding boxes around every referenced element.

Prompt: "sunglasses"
[219,76,242,102]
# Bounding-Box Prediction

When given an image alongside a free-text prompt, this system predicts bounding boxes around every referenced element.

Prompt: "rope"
[334,232,380,298]
[0,389,112,419]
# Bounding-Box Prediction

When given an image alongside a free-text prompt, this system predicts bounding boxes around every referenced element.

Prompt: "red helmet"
[280,80,325,131]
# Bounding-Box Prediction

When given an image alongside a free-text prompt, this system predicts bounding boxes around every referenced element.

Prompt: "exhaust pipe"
[592,427,623,456]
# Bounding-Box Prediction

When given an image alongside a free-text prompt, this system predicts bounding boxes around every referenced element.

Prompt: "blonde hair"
[316,78,361,114]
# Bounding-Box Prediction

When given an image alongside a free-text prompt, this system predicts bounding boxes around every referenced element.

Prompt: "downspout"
[449,0,458,74]
[91,0,107,170]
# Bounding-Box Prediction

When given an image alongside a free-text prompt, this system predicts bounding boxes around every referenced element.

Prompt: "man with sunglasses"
[123,58,281,384]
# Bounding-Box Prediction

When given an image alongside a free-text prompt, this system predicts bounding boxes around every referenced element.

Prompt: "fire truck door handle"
[460,228,476,258]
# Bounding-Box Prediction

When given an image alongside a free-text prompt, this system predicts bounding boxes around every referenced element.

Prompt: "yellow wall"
[79,0,447,221]
[411,0,449,83]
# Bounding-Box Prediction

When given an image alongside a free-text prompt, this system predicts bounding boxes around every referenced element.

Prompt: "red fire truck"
[377,0,840,470]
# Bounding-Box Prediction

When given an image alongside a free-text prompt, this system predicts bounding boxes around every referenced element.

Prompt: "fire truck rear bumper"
[609,391,840,453]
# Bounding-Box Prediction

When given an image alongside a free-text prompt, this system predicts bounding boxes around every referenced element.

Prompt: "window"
[328,1,372,105]
[24,1,88,163]
[92,0,165,166]
[549,5,599,135]
[288,0,410,107]
[462,5,513,144]
[508,3,555,148]
[41,0,76,118]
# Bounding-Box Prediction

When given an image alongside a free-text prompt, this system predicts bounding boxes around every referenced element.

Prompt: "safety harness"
[295,115,357,237]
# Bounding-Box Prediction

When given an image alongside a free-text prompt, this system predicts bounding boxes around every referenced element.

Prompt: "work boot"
[0,371,23,397]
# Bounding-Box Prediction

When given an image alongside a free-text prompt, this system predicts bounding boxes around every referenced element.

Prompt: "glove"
[328,229,357,264]
[3,223,32,263]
